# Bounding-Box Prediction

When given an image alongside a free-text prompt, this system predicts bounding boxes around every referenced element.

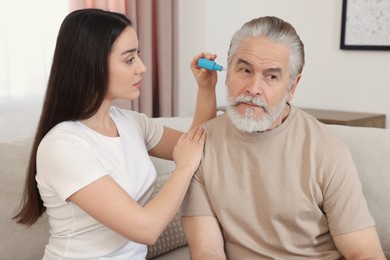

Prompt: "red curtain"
[68,0,179,117]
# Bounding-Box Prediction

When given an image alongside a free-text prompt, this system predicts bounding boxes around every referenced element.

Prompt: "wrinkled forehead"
[230,37,290,75]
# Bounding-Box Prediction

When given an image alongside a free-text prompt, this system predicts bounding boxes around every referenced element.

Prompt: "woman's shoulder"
[109,106,162,140]
[41,121,89,145]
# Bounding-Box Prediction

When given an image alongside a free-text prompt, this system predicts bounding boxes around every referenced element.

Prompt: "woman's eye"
[127,57,135,64]
[126,50,141,64]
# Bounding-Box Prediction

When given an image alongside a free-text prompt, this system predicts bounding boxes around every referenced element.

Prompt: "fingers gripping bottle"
[197,58,224,71]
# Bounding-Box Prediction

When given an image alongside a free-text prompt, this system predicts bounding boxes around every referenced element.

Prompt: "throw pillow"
[146,175,188,259]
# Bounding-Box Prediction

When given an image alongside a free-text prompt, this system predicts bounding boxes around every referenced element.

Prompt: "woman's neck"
[81,105,119,137]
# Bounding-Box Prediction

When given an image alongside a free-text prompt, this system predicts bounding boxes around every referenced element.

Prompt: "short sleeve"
[132,112,163,151]
[323,150,375,235]
[180,164,215,217]
[36,134,108,201]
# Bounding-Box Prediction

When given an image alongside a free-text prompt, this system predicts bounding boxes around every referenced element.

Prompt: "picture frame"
[340,0,390,50]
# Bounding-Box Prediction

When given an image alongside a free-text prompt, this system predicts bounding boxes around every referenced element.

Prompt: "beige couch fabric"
[1,118,389,259]
[0,135,187,260]
[0,135,50,259]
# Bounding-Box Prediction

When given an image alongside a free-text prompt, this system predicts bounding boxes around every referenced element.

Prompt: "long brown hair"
[13,8,132,226]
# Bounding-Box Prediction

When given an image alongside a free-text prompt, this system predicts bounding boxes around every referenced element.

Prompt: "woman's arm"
[68,127,207,244]
[189,52,218,129]
[149,52,218,160]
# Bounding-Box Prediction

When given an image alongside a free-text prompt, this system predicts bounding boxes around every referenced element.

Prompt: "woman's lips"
[133,80,142,89]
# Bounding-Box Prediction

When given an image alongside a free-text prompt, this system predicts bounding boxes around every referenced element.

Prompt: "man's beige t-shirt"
[181,105,375,259]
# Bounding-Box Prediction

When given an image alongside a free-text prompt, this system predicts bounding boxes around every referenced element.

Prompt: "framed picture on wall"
[340,0,390,50]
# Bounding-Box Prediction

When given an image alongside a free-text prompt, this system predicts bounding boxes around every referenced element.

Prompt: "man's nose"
[244,75,263,96]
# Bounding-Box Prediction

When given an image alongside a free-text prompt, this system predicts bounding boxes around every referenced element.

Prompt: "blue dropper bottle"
[197,58,223,71]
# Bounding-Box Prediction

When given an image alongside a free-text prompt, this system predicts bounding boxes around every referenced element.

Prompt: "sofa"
[1,116,389,259]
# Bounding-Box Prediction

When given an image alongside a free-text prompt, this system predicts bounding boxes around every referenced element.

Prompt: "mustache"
[229,95,269,112]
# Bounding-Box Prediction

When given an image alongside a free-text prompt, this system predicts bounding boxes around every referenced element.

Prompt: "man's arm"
[182,216,226,260]
[332,226,386,259]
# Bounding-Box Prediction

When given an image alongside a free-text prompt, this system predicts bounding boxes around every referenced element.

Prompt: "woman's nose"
[136,59,147,75]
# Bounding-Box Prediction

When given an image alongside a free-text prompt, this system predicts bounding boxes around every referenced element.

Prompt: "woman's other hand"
[173,126,206,174]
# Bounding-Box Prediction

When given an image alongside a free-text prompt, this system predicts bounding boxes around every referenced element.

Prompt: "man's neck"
[267,103,291,131]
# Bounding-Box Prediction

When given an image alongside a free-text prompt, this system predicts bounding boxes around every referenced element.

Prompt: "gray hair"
[227,16,305,83]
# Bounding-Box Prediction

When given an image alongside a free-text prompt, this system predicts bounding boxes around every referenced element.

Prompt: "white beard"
[226,93,289,133]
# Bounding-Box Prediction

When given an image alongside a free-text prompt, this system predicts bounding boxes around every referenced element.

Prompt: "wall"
[1,0,388,139]
[178,0,390,128]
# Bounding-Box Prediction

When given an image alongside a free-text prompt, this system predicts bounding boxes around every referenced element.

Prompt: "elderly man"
[181,16,385,259]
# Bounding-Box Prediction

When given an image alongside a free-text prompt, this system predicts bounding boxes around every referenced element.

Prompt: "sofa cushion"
[146,174,188,259]
[328,125,390,257]
[0,133,186,260]
[0,135,50,260]
[151,246,189,260]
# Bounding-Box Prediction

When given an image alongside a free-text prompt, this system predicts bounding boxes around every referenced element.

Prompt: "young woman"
[14,8,217,259]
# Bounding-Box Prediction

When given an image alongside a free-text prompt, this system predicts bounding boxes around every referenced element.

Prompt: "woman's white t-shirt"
[36,106,164,259]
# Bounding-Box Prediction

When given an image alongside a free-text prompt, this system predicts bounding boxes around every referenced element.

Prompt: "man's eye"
[266,74,278,80]
[239,68,250,73]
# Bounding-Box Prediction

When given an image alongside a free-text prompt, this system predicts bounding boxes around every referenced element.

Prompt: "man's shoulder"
[294,107,349,149]
[204,113,228,129]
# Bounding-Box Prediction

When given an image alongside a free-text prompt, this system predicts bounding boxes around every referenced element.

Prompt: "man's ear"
[288,74,301,101]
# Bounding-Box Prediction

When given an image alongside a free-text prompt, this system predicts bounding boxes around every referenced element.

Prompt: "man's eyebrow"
[121,48,138,55]
[265,67,283,74]
[236,58,252,66]
[236,58,283,74]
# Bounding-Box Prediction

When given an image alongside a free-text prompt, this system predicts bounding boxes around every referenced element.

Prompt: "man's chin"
[231,118,271,133]
[238,107,266,121]
[226,106,271,133]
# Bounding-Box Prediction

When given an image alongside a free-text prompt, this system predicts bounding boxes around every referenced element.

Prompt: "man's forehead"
[233,56,286,72]
[236,37,290,61]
